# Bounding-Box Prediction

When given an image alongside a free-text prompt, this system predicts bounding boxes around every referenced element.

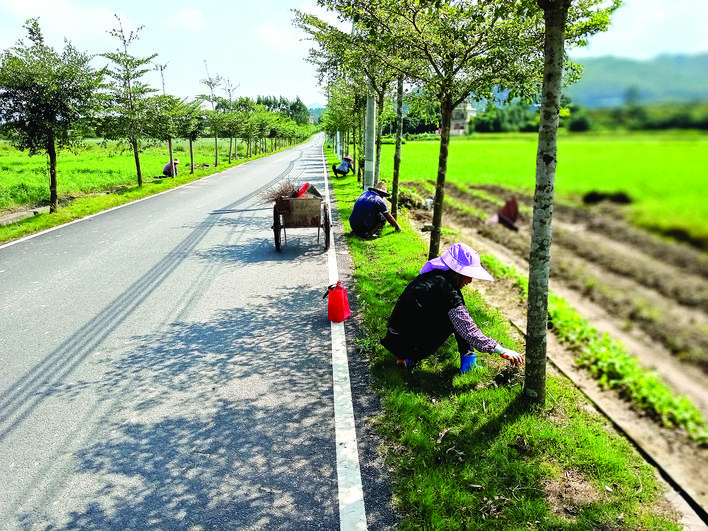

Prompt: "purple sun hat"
[420,243,494,281]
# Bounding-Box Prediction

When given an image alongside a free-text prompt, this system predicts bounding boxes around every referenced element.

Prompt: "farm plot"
[402,180,708,510]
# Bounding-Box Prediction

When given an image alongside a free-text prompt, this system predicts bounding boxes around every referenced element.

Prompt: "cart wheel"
[273,204,282,251]
[323,203,331,251]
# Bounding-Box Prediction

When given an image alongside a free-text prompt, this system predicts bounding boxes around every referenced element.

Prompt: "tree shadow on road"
[19,286,340,530]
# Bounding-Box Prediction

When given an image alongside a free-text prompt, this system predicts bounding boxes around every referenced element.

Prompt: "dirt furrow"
[470,183,708,281]
[438,182,708,376]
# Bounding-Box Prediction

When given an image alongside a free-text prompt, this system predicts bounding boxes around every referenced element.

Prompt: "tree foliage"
[303,0,548,258]
[0,18,103,211]
[199,61,223,166]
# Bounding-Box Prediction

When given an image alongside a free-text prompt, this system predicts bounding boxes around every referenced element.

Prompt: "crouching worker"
[332,155,355,177]
[163,158,180,177]
[349,182,401,239]
[381,243,524,371]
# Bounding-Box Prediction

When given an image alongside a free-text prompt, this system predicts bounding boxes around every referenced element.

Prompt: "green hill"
[308,104,326,123]
[565,53,708,108]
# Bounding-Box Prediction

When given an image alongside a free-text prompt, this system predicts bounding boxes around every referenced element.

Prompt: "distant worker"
[485,196,519,231]
[349,182,401,239]
[332,155,355,177]
[163,158,180,177]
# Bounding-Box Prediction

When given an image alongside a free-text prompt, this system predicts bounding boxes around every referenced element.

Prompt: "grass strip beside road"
[327,153,681,529]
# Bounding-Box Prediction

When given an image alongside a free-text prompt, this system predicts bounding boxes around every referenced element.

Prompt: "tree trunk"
[132,138,142,187]
[189,138,195,174]
[168,136,175,177]
[48,133,58,213]
[353,121,360,184]
[524,0,571,405]
[392,75,404,220]
[429,94,453,259]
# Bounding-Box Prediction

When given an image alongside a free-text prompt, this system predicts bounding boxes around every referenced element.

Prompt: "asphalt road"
[0,134,397,530]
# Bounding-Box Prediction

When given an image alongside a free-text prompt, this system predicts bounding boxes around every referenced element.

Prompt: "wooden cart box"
[271,195,331,252]
[278,197,322,227]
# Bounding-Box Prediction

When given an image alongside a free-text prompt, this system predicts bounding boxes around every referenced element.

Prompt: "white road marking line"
[322,145,368,531]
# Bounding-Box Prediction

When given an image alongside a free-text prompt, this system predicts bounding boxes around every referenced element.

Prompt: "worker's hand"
[494,344,524,366]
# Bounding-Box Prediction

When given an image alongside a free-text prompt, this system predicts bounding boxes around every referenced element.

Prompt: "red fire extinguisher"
[324,281,351,322]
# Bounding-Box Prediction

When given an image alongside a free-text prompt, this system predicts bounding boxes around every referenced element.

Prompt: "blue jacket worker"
[349,182,401,238]
[381,243,524,371]
[332,155,355,177]
[163,158,180,177]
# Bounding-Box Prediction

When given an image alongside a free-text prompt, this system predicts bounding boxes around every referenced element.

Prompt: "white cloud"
[166,9,208,32]
[0,0,115,50]
[253,22,297,51]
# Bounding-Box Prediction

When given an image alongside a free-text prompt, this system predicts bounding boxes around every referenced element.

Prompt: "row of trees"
[468,97,708,133]
[295,0,620,405]
[570,99,708,131]
[0,17,314,213]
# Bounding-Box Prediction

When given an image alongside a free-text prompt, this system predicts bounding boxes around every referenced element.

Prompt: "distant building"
[450,103,477,136]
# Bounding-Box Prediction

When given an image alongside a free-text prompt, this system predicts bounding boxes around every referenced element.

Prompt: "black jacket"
[381,270,464,361]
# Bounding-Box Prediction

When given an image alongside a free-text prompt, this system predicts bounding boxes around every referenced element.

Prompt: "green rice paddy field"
[0,138,243,211]
[2,132,707,248]
[379,131,708,248]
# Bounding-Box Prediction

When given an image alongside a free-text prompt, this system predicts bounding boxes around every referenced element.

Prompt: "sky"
[0,0,706,108]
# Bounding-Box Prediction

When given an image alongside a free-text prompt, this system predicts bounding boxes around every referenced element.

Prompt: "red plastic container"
[325,281,351,322]
[297,182,310,197]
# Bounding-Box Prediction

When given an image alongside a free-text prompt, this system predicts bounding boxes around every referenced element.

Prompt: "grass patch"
[328,152,682,529]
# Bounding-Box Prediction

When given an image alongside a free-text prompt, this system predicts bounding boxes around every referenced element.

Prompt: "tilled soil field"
[404,180,708,521]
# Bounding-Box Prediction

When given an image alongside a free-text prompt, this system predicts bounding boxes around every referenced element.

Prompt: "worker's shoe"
[460,353,478,373]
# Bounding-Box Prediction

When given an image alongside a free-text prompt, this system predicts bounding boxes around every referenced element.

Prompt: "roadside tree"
[173,100,206,174]
[524,0,619,405]
[294,9,397,185]
[320,79,366,179]
[391,75,404,220]
[144,94,184,176]
[316,0,546,259]
[0,18,103,212]
[220,78,240,163]
[199,61,223,167]
[100,15,158,187]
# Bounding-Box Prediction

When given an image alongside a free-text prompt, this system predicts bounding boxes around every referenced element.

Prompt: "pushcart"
[272,196,331,251]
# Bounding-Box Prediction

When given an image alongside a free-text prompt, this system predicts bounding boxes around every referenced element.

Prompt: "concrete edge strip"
[321,144,368,530]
